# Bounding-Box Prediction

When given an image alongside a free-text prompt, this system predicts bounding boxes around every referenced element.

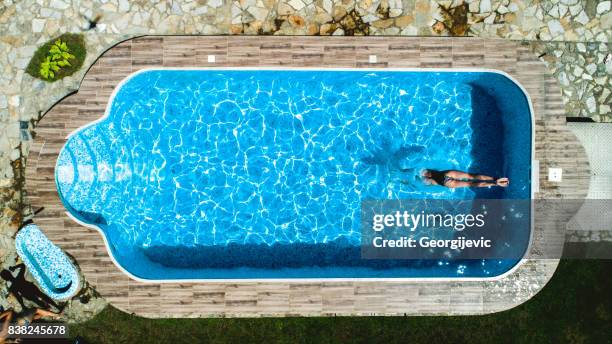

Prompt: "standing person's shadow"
[0,264,59,311]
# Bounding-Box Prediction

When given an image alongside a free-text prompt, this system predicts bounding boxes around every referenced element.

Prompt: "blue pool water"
[56,69,532,279]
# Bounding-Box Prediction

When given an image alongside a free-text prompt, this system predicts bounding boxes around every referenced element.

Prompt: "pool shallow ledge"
[66,210,531,283]
[58,67,534,282]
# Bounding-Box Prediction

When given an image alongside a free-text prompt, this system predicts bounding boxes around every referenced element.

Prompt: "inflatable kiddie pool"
[15,224,80,300]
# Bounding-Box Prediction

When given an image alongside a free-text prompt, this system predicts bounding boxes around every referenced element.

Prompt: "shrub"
[26,33,86,82]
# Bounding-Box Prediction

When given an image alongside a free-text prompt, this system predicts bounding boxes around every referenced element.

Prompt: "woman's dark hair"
[426,169,447,186]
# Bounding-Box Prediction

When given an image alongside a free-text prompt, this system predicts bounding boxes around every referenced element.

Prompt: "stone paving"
[535,41,611,122]
[0,0,609,322]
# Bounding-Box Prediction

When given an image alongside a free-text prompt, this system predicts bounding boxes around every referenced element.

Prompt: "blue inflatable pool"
[15,224,80,300]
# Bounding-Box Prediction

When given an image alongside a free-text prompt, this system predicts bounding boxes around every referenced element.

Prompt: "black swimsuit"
[428,170,450,186]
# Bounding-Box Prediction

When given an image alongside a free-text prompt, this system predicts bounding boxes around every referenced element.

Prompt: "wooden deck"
[25,36,590,318]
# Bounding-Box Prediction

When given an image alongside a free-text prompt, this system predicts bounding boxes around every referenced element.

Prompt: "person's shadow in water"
[360,137,426,173]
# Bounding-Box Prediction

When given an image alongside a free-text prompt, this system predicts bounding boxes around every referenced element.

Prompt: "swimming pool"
[56,68,532,280]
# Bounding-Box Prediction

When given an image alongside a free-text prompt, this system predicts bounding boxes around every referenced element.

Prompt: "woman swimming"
[421,169,509,188]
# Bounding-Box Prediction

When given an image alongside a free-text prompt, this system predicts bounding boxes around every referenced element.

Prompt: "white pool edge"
[59,67,537,284]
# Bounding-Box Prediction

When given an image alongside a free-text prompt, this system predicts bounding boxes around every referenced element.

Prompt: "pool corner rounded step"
[15,224,81,301]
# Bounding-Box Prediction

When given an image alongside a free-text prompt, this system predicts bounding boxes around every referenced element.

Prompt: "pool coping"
[59,66,536,284]
[25,36,590,317]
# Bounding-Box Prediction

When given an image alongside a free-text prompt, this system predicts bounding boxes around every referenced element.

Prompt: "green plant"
[39,39,75,79]
[26,33,86,82]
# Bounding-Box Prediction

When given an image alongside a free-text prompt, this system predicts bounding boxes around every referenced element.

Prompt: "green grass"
[69,260,612,344]
[25,33,86,82]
